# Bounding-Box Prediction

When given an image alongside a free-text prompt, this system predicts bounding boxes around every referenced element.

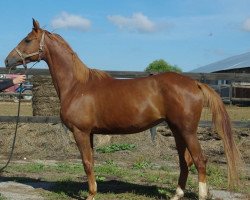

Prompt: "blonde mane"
[46,31,111,82]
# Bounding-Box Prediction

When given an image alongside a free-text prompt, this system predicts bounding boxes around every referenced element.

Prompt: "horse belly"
[95,100,165,134]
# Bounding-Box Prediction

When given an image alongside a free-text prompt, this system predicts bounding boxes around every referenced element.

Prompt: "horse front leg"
[73,127,96,200]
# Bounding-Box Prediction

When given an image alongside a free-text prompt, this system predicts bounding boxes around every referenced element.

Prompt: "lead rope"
[0,84,22,173]
[0,61,39,173]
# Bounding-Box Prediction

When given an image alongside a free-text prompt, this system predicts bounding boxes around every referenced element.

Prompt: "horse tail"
[196,82,243,188]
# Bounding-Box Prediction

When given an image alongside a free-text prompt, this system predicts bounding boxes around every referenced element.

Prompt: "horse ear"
[32,18,40,31]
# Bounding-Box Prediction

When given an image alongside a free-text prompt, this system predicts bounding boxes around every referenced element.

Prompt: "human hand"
[13,75,26,84]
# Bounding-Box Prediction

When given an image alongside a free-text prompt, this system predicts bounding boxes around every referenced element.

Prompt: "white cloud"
[51,12,91,31]
[107,13,159,33]
[242,18,250,32]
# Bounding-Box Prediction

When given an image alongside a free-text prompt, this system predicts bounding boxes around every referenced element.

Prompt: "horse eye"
[25,38,32,43]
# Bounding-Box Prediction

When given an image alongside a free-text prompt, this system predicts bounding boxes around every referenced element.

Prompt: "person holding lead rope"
[0,74,26,91]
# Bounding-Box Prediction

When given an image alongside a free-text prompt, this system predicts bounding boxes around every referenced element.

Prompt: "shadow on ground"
[0,176,198,200]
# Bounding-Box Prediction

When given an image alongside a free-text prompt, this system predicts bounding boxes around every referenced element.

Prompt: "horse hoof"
[170,186,184,200]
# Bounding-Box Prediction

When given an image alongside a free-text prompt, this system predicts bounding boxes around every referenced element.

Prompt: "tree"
[145,59,182,73]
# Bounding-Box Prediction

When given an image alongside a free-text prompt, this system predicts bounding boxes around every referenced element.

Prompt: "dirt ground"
[0,123,249,199]
[0,102,32,116]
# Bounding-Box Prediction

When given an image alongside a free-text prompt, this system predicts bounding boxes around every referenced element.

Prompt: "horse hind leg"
[170,149,194,200]
[182,130,208,200]
[169,126,193,200]
[169,122,208,200]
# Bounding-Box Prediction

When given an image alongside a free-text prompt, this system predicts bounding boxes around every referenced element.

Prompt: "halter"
[15,32,45,69]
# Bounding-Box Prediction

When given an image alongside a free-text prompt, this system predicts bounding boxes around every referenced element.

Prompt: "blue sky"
[1,0,250,72]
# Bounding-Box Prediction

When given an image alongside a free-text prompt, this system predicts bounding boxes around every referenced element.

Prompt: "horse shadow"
[0,176,198,199]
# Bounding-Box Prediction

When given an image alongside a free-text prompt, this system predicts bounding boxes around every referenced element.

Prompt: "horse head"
[5,19,45,69]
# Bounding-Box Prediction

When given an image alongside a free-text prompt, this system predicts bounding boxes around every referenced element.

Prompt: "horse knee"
[184,149,193,167]
[193,154,207,173]
[197,161,206,171]
[83,160,93,174]
[193,154,207,183]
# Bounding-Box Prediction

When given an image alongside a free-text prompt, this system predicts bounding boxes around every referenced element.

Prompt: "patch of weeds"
[189,165,197,174]
[207,164,227,188]
[96,143,136,153]
[95,160,126,177]
[96,175,106,182]
[158,188,174,199]
[78,190,88,199]
[0,193,7,200]
[132,160,152,170]
[104,159,117,167]
[187,178,197,191]
[8,163,45,173]
[146,173,161,183]
[55,163,83,174]
[45,179,81,199]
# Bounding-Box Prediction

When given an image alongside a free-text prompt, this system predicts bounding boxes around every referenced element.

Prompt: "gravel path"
[0,181,44,200]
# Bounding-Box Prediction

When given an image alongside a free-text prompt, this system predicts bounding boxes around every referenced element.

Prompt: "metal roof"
[191,52,250,73]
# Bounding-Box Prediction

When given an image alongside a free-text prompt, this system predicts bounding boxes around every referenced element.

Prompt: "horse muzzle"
[5,56,22,69]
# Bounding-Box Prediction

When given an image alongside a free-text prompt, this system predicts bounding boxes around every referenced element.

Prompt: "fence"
[2,68,249,103]
[0,68,249,127]
[0,116,249,128]
[211,83,250,104]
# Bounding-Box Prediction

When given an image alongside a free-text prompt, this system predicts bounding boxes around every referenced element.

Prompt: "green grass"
[207,164,227,188]
[6,162,45,173]
[132,160,152,170]
[2,161,248,200]
[95,160,127,178]
[0,194,7,200]
[96,143,136,153]
[54,163,83,174]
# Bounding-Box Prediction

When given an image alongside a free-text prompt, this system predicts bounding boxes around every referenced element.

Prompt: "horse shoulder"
[60,92,97,130]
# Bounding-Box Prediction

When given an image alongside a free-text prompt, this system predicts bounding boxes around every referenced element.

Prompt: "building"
[192,52,250,73]
[192,52,250,104]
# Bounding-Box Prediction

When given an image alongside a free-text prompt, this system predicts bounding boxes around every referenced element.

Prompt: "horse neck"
[43,36,89,101]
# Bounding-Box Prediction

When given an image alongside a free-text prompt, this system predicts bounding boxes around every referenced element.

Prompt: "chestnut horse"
[5,19,241,200]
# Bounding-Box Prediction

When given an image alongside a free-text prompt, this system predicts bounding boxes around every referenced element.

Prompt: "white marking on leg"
[170,186,184,200]
[199,182,208,200]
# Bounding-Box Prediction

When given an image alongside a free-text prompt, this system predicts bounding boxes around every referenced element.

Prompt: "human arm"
[0,79,15,91]
[0,75,26,91]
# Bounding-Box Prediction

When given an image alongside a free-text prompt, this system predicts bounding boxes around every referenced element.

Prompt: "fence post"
[229,83,233,105]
